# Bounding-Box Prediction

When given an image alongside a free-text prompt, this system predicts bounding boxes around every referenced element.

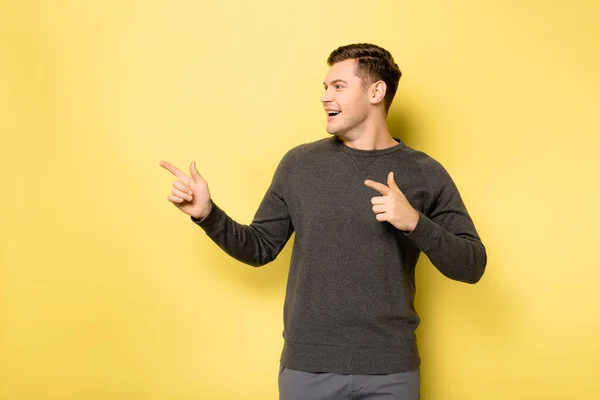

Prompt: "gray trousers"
[278,365,420,400]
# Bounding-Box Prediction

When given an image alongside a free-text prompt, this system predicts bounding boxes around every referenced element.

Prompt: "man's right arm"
[160,154,294,267]
[191,181,294,267]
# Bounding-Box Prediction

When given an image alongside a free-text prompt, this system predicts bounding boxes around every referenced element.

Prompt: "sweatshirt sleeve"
[405,161,487,283]
[190,153,294,267]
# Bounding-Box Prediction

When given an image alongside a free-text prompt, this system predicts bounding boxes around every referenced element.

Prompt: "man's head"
[321,43,402,137]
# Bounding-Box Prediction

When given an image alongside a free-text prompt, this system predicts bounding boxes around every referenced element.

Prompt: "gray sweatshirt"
[192,136,486,374]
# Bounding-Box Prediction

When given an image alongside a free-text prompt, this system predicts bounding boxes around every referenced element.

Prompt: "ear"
[369,80,387,106]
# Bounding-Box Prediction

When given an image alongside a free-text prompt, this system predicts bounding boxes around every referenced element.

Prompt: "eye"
[335,84,343,89]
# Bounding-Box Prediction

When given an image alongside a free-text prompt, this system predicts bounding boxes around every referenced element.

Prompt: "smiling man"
[160,43,486,400]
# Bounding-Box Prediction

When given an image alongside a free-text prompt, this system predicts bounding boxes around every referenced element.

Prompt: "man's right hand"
[159,160,212,220]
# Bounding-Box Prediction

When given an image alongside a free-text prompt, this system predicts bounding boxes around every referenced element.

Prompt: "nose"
[321,88,333,104]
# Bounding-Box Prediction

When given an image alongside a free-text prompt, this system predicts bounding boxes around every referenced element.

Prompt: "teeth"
[328,111,341,116]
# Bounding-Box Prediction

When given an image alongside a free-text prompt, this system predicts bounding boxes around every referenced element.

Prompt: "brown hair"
[327,43,402,112]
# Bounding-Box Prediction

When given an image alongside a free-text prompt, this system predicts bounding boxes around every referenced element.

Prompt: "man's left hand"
[364,172,420,233]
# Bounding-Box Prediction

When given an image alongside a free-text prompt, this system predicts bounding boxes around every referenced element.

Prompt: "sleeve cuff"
[191,201,225,236]
[404,210,440,252]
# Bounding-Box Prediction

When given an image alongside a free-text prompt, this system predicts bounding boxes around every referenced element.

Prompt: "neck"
[337,114,397,150]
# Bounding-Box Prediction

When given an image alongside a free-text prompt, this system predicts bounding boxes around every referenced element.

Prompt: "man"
[160,43,486,400]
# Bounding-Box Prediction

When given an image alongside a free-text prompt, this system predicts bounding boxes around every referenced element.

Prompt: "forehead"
[324,59,360,84]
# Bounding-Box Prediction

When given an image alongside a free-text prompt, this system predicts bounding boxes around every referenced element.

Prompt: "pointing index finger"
[364,179,390,195]
[160,160,189,181]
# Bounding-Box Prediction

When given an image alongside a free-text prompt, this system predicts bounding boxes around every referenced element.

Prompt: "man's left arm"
[405,163,487,284]
[366,165,487,284]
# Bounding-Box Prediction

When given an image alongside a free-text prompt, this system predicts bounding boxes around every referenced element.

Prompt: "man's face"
[321,59,371,136]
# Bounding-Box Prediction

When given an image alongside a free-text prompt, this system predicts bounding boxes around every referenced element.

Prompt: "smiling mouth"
[327,111,341,117]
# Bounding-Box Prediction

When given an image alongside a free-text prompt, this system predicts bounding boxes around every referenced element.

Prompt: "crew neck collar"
[333,135,405,157]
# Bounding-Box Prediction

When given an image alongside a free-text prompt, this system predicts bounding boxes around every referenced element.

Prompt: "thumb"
[189,161,202,184]
[387,171,399,190]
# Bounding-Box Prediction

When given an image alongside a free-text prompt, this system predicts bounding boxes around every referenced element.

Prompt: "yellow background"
[1,0,599,399]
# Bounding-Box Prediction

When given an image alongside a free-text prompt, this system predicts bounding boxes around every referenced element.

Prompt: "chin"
[326,124,345,136]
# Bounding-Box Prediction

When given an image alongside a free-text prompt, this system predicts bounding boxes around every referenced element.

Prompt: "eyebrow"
[323,79,348,86]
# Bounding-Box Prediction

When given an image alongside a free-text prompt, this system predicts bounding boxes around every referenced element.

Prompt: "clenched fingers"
[167,194,186,205]
[173,180,192,194]
[376,213,388,222]
[172,187,193,202]
[371,196,386,205]
[372,205,387,214]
